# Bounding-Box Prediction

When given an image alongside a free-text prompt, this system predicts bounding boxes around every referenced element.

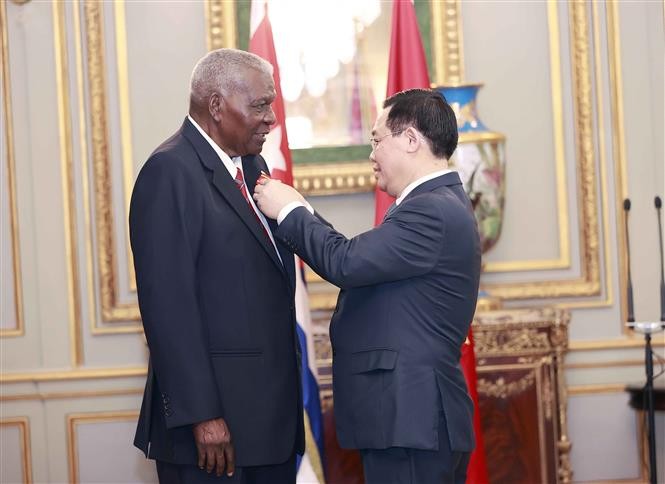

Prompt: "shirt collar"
[187,115,241,177]
[396,169,454,205]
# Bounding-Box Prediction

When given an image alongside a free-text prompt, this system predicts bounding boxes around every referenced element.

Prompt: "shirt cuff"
[277,201,314,225]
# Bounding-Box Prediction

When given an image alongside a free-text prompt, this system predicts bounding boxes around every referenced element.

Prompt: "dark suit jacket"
[277,171,480,453]
[129,118,304,467]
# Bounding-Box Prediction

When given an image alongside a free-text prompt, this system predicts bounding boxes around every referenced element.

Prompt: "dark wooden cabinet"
[310,306,571,484]
[473,307,572,484]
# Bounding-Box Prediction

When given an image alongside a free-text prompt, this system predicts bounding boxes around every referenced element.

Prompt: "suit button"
[164,408,173,417]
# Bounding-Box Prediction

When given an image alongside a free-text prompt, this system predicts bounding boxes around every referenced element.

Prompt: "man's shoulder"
[150,129,194,162]
[140,131,198,176]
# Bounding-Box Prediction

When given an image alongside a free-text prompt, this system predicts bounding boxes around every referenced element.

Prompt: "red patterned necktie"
[234,167,271,240]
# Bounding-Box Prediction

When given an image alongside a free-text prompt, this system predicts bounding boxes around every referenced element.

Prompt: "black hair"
[383,88,458,159]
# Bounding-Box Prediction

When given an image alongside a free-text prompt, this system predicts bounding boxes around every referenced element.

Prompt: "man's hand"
[253,179,305,219]
[192,418,235,477]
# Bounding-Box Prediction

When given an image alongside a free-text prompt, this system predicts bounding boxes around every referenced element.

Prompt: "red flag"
[461,330,490,484]
[375,0,431,225]
[382,3,489,483]
[248,2,293,186]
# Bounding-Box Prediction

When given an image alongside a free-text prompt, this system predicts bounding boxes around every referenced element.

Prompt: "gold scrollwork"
[474,328,551,355]
[475,308,570,351]
[84,1,139,322]
[477,371,536,399]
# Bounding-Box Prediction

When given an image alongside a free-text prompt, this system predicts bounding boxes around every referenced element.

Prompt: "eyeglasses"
[369,130,404,149]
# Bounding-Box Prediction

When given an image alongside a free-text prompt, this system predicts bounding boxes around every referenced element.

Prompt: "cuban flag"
[249,2,325,482]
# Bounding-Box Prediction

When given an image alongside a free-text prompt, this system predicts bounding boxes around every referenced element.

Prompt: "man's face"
[218,68,276,156]
[369,107,408,197]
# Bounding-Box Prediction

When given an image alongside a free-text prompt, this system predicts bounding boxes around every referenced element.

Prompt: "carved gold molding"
[0,417,33,484]
[474,307,570,356]
[430,0,464,84]
[84,1,139,322]
[293,161,375,196]
[205,0,236,50]
[67,411,139,484]
[474,328,552,355]
[477,371,536,399]
[0,0,24,337]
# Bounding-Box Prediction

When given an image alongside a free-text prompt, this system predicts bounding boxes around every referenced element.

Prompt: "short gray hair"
[190,48,273,105]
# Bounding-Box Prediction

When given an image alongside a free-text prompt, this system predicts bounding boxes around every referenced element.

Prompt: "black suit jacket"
[129,118,304,466]
[277,172,480,453]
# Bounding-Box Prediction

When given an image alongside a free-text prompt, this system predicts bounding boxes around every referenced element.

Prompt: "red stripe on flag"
[249,4,293,186]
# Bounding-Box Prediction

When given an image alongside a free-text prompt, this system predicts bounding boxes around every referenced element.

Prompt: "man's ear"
[404,126,420,153]
[209,93,223,122]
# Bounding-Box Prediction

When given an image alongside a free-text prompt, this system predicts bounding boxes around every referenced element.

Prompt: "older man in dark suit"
[129,48,303,483]
[254,89,481,484]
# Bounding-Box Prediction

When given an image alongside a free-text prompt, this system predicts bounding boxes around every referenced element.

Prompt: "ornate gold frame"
[84,2,140,322]
[0,417,33,484]
[0,0,24,337]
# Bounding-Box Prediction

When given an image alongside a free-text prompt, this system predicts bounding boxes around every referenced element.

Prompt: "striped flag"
[249,2,325,483]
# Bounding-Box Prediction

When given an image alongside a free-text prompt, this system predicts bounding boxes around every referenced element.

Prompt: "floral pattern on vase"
[435,83,506,254]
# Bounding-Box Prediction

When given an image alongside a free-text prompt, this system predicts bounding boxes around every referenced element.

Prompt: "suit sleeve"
[276,194,446,289]
[129,156,223,429]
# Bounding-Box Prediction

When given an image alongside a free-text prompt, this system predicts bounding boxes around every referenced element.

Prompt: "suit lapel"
[182,119,286,276]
